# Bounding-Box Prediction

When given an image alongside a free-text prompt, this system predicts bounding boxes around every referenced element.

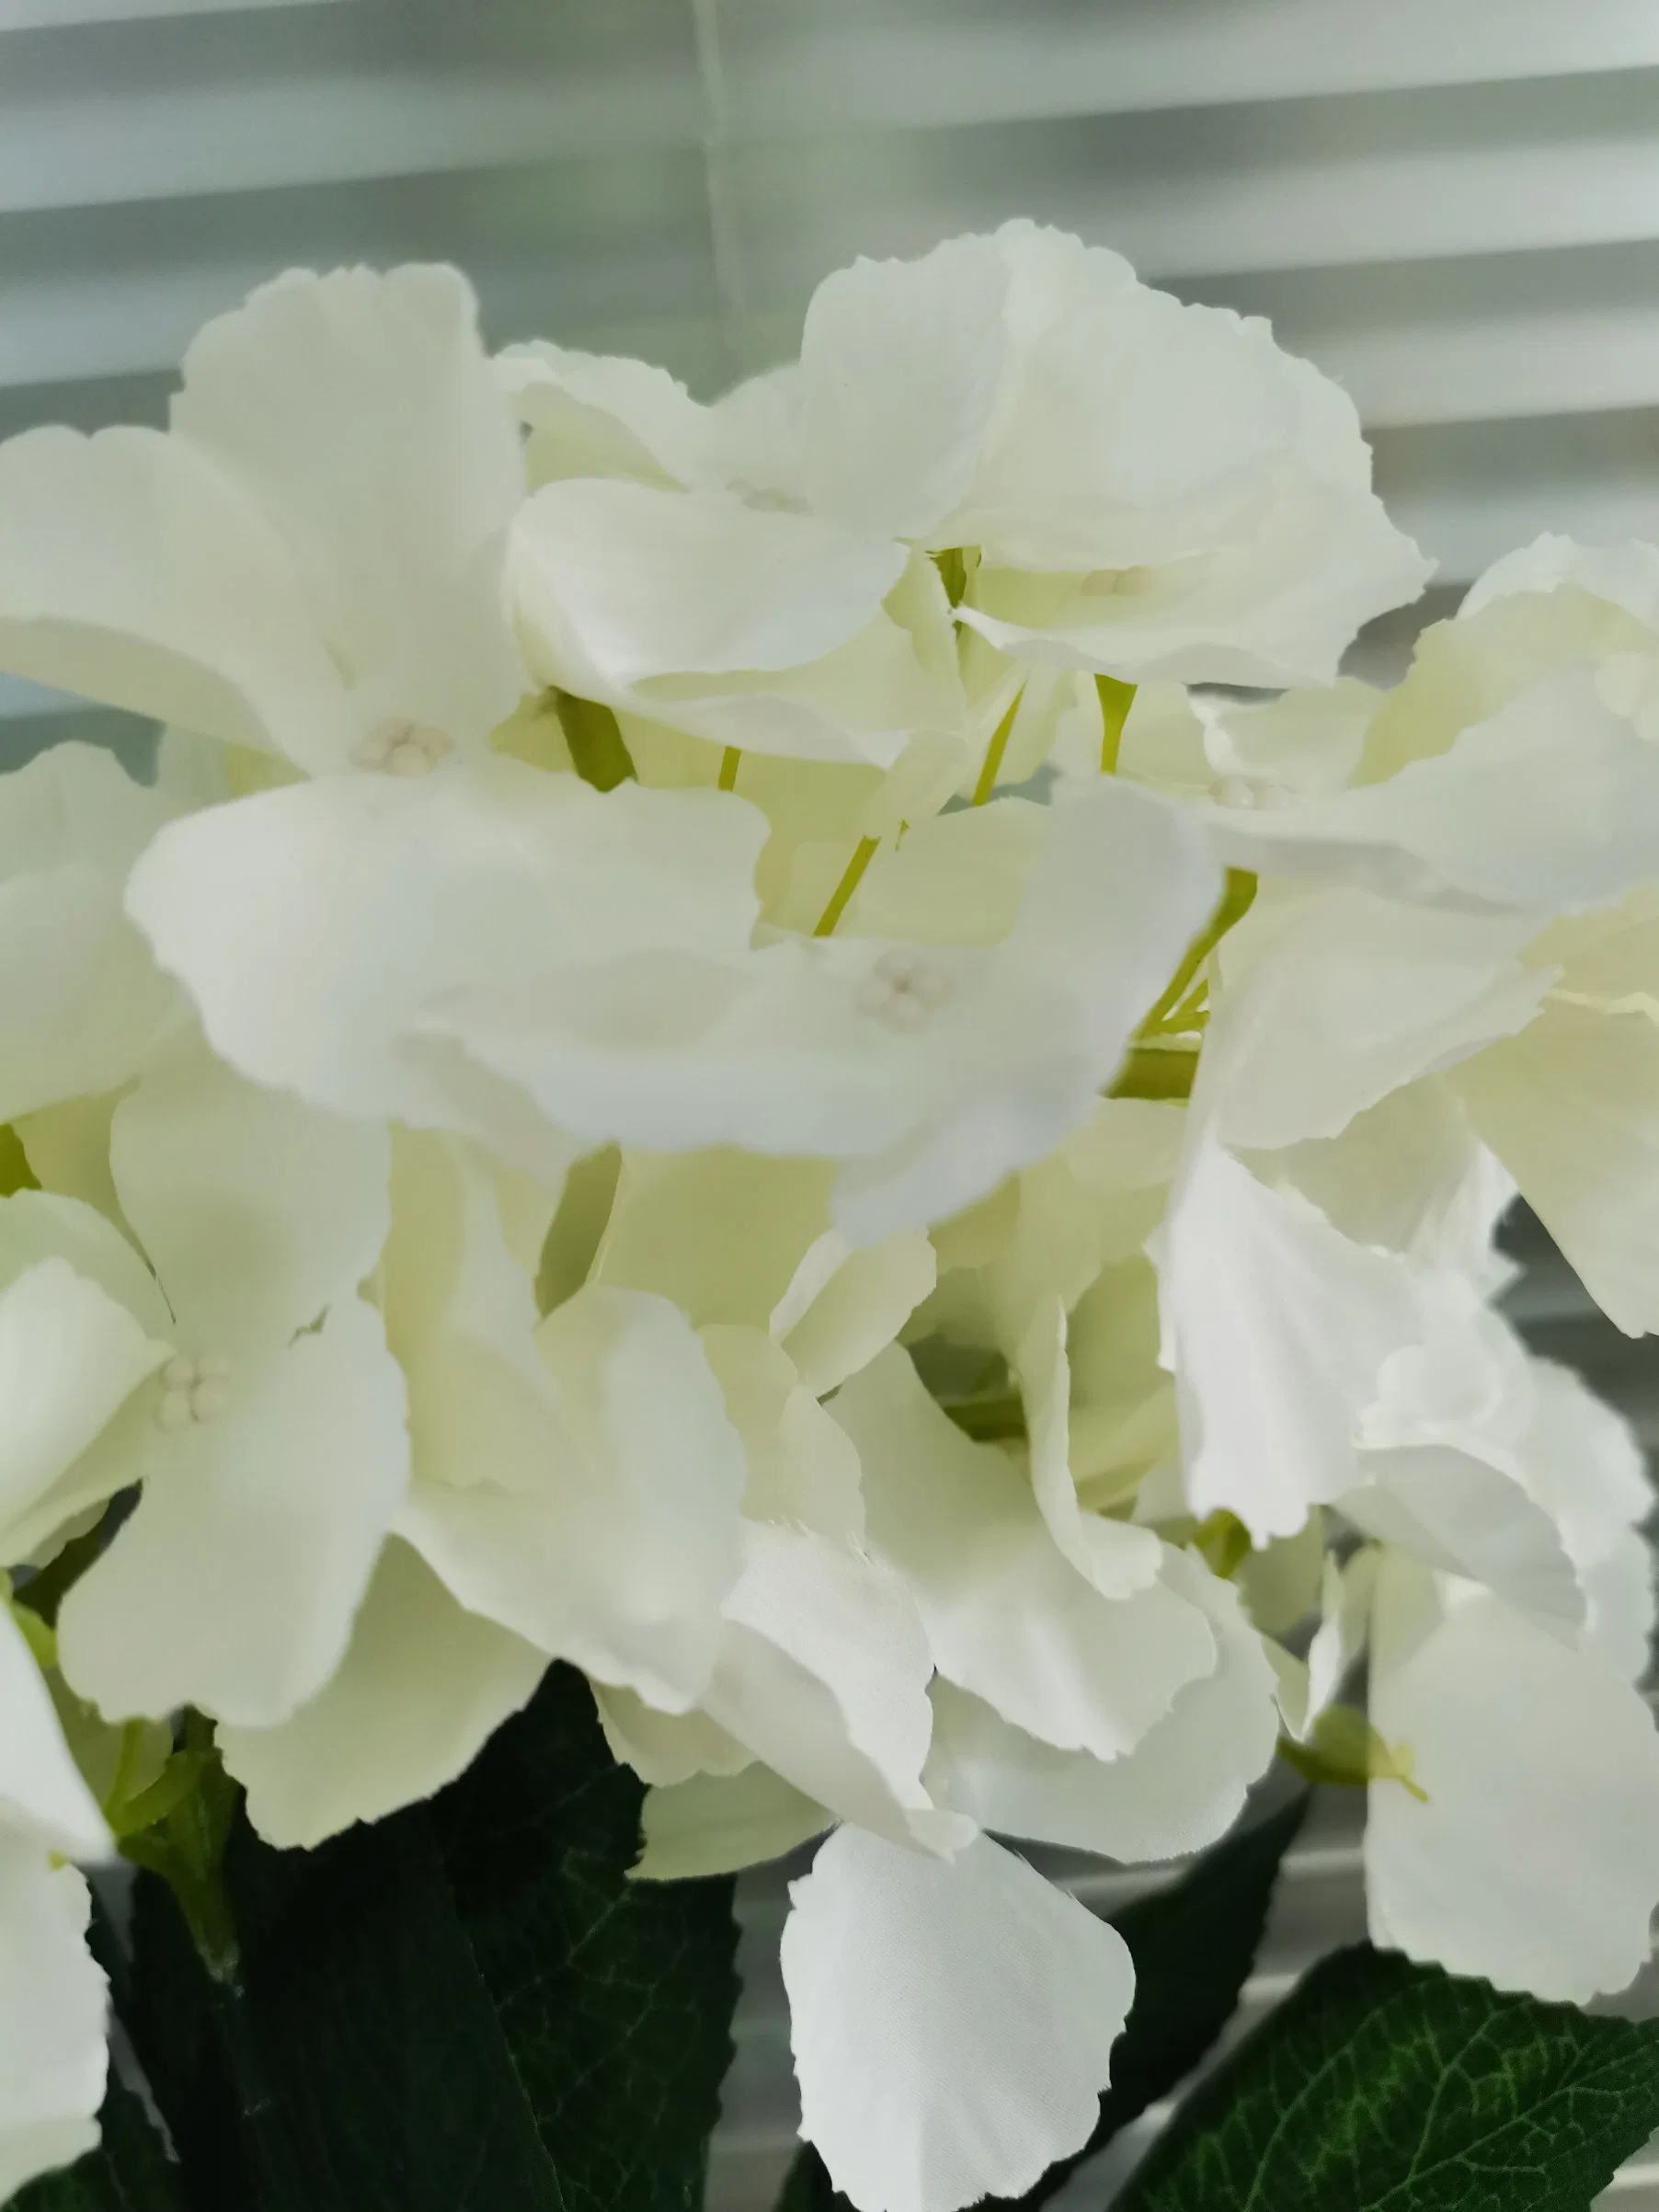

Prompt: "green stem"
[813,836,880,937]
[1141,867,1257,1035]
[971,689,1024,806]
[1096,674,1137,774]
[717,745,742,792]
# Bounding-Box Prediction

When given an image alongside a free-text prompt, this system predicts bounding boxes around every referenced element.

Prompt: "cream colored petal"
[1454,998,1659,1335]
[636,1763,829,1882]
[58,1299,410,1728]
[702,1520,967,1855]
[0,1610,110,1864]
[111,1039,391,1356]
[1159,1139,1426,1541]
[593,1685,750,1790]
[0,744,185,1124]
[0,1845,108,2203]
[175,265,526,759]
[700,1325,865,1545]
[835,1351,1214,1759]
[400,1284,744,1713]
[219,1539,544,1849]
[926,1552,1278,1862]
[0,1250,169,1562]
[772,1227,937,1397]
[1016,1298,1161,1599]
[0,424,349,765]
[1367,1564,1659,2003]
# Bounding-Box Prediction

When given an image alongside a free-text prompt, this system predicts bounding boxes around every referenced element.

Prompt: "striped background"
[2,5,1655,2200]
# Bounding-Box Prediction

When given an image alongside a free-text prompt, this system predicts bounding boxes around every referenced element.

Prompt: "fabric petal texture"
[783,1826,1135,2212]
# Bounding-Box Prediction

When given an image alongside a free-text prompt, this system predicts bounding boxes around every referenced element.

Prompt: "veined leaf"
[1114,1942,1659,2212]
[120,1666,738,2212]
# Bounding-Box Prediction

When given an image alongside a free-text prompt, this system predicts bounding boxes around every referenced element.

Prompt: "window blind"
[2,7,1653,2203]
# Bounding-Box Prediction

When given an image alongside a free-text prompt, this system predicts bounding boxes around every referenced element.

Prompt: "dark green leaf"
[121,1665,738,2212]
[1115,1942,1659,2212]
[9,2072,184,2212]
[777,1799,1309,2212]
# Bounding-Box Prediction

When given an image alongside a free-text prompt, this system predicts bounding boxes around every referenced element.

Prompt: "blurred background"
[5,3,1657,2204]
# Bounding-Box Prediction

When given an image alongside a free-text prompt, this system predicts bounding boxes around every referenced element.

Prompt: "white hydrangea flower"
[507,221,1431,739]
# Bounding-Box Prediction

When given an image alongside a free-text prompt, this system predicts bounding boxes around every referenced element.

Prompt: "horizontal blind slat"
[715,0,1659,134]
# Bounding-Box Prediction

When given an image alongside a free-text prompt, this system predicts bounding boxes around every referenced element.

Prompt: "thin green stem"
[813,836,880,937]
[1141,866,1257,1035]
[971,690,1024,806]
[717,746,741,792]
[1096,674,1137,774]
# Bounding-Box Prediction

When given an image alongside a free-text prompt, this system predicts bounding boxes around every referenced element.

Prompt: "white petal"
[58,1298,410,1727]
[798,235,1011,542]
[835,1351,1214,1759]
[1160,1140,1425,1540]
[1208,667,1659,914]
[927,1551,1279,1862]
[1265,1078,1505,1267]
[0,1254,169,1561]
[513,478,903,681]
[982,1098,1184,1352]
[509,476,915,762]
[594,1685,750,1788]
[0,1610,109,1863]
[219,1539,543,1848]
[175,264,525,758]
[126,759,764,1157]
[599,1150,836,1330]
[1203,889,1548,1154]
[772,1226,937,1396]
[502,340,723,489]
[0,1191,170,1338]
[0,744,184,1123]
[383,1127,566,1493]
[700,1325,866,1545]
[783,1826,1134,2212]
[1453,997,1659,1335]
[111,1040,390,1355]
[830,780,1220,1240]
[1342,1447,1583,1636]
[0,1843,108,2203]
[636,1763,830,1882]
[1516,1357,1653,1577]
[959,478,1428,690]
[1581,1531,1656,1683]
[400,1285,744,1713]
[448,778,1217,1242]
[1017,1297,1161,1599]
[0,424,349,763]
[702,1520,967,1853]
[1461,533,1659,627]
[1367,1566,1659,2002]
